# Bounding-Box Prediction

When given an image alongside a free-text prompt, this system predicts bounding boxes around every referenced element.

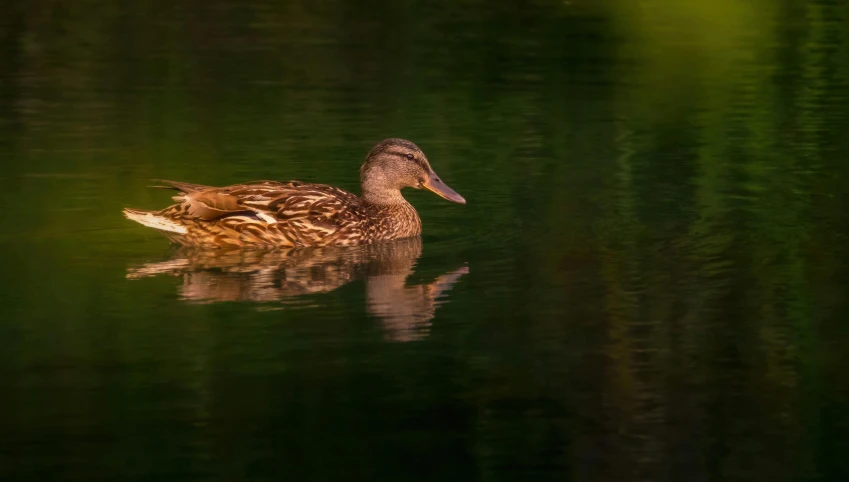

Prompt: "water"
[2,0,849,480]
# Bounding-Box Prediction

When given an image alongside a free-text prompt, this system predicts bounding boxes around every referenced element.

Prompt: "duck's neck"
[360,169,409,206]
[360,190,422,239]
[360,187,408,206]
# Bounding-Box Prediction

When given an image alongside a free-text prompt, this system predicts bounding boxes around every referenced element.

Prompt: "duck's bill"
[423,171,466,204]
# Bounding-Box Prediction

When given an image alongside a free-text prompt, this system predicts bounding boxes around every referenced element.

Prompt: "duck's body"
[123,139,464,249]
[125,179,423,248]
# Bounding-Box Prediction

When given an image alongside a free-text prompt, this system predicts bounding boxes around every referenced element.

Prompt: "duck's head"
[360,138,466,206]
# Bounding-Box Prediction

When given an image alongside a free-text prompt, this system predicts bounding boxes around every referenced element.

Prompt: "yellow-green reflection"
[1,0,849,481]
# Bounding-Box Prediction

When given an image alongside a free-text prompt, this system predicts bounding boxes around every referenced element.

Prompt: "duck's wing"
[148,179,263,221]
[229,181,366,246]
[193,181,364,246]
[160,180,350,222]
[234,182,361,221]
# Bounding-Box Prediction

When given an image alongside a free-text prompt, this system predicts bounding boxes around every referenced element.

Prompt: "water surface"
[2,0,849,481]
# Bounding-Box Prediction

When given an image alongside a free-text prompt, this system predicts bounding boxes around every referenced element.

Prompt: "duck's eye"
[406,153,414,160]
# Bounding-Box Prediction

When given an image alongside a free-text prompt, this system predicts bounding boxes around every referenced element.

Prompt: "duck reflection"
[127,238,467,341]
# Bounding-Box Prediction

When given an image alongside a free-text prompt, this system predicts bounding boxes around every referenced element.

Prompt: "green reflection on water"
[1,0,849,481]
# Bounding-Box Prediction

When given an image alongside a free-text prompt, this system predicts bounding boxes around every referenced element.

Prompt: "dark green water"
[2,0,849,480]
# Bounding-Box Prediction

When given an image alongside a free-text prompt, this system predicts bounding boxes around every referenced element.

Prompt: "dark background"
[1,0,848,480]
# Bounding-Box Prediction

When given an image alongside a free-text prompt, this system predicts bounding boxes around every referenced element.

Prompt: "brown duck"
[123,138,465,248]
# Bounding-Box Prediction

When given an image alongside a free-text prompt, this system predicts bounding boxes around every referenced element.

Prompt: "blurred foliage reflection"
[1,0,848,481]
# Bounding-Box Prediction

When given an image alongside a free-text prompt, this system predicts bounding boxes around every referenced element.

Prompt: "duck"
[123,138,465,248]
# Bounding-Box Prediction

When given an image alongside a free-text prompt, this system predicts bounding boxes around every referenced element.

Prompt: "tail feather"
[123,208,188,234]
[149,179,213,193]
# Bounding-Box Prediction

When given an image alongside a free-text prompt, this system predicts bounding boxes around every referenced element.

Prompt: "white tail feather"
[123,210,187,234]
